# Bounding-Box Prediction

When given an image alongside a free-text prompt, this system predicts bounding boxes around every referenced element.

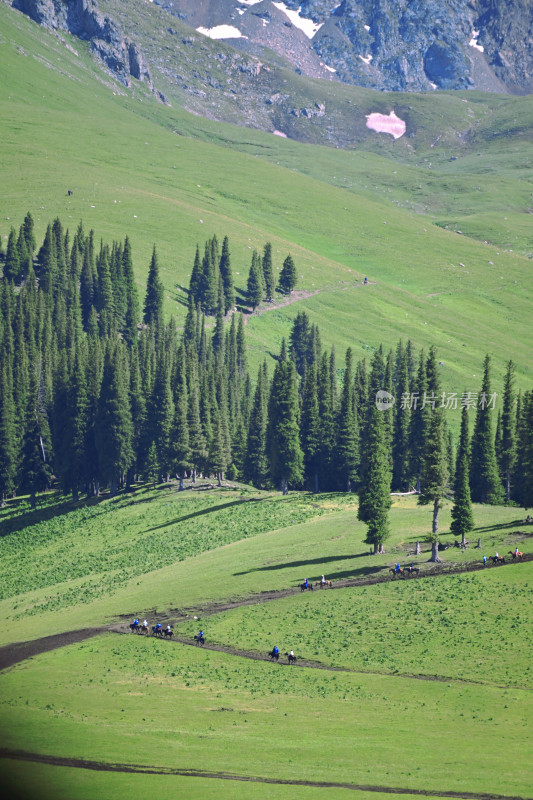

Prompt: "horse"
[129,622,140,633]
[152,625,164,637]
[389,567,404,577]
[315,580,332,588]
[404,566,420,576]
[268,649,280,661]
[194,634,205,646]
[299,582,313,592]
[163,628,173,638]
[140,624,149,634]
[285,652,297,664]
[508,550,524,560]
[490,555,505,564]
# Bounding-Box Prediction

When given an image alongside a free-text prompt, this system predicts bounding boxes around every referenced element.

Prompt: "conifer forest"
[1,214,532,553]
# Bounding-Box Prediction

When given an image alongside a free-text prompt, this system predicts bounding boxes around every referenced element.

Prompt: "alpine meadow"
[0,2,532,800]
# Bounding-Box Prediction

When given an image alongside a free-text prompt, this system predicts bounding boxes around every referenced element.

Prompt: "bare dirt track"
[0,554,531,674]
[0,747,530,800]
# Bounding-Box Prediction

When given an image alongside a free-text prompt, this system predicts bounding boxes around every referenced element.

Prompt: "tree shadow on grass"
[0,493,109,538]
[145,497,266,532]
[234,551,372,576]
[473,520,527,533]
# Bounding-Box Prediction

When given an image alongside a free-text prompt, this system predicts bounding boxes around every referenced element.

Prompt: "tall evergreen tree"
[300,361,321,492]
[450,405,474,545]
[262,242,275,302]
[278,253,297,295]
[219,235,235,314]
[392,348,411,491]
[0,361,18,506]
[335,348,359,492]
[470,355,504,504]
[122,236,139,347]
[358,402,392,553]
[418,406,449,561]
[247,251,263,312]
[244,362,269,488]
[499,360,516,502]
[267,346,304,494]
[94,342,134,494]
[143,246,164,327]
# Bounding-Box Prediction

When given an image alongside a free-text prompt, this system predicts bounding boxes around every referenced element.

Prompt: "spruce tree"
[188,244,202,306]
[94,342,134,494]
[499,360,516,502]
[4,228,20,283]
[300,361,321,492]
[278,253,297,295]
[219,235,235,314]
[335,348,359,492]
[392,348,411,491]
[143,246,164,327]
[470,355,504,504]
[267,346,304,494]
[450,405,474,545]
[0,361,18,506]
[122,236,139,347]
[244,362,269,488]
[358,402,391,553]
[418,407,449,561]
[262,242,275,302]
[247,251,263,312]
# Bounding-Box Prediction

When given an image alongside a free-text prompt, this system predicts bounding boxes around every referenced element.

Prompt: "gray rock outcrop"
[12,0,153,89]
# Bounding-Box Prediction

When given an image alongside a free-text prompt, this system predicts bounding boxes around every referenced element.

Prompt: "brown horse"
[404,566,420,576]
[508,550,524,560]
[390,567,404,577]
[285,652,297,664]
[490,555,505,564]
[315,580,332,588]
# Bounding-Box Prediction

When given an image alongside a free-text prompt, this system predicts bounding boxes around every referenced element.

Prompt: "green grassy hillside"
[0,484,531,799]
[1,4,533,395]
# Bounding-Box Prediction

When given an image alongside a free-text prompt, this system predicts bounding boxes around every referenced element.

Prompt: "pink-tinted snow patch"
[365,111,406,140]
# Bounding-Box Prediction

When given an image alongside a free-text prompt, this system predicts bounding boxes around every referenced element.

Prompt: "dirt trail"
[0,747,529,800]
[0,555,530,675]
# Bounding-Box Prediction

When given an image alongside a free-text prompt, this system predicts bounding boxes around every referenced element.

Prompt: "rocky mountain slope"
[155,0,533,94]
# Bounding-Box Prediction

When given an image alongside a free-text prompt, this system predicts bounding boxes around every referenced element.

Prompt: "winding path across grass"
[0,747,530,800]
[1,556,531,798]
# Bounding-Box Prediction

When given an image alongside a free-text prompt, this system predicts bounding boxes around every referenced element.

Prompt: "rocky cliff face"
[154,0,533,94]
[12,0,154,90]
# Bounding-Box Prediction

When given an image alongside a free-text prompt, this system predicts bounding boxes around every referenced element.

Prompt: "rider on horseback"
[320,574,326,585]
[155,622,162,631]
[198,630,204,640]
[395,563,401,573]
[304,578,309,588]
[166,625,172,632]
[133,618,139,628]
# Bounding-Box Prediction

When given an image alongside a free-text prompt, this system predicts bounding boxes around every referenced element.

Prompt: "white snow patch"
[359,53,372,64]
[197,25,246,40]
[238,0,262,5]
[364,24,370,31]
[469,29,484,52]
[272,2,323,38]
[273,130,287,137]
[322,62,336,73]
[366,111,406,140]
